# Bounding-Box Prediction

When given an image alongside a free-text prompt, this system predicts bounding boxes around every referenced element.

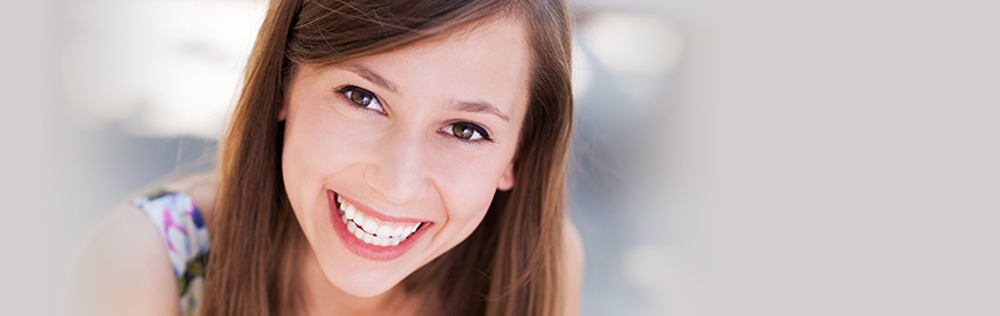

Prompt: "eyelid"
[334,85,386,115]
[442,121,495,143]
[331,85,495,143]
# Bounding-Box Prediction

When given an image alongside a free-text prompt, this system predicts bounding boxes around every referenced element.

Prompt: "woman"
[74,0,583,315]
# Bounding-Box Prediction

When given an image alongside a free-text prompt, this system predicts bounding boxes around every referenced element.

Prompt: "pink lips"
[327,190,430,261]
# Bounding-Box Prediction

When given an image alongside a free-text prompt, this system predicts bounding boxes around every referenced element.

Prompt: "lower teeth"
[341,214,417,247]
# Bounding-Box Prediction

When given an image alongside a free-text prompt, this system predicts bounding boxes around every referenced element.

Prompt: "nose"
[365,127,427,205]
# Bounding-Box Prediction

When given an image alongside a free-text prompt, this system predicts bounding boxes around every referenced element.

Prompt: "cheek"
[442,179,495,221]
[282,99,377,212]
[428,143,514,229]
[435,176,497,251]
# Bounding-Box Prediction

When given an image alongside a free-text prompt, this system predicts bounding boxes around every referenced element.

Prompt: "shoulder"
[562,218,584,316]
[72,201,181,315]
[71,172,218,315]
[158,171,219,223]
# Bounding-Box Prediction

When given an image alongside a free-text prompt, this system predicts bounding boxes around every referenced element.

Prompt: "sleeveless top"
[133,191,210,316]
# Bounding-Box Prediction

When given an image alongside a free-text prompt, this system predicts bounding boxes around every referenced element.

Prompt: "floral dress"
[133,191,211,316]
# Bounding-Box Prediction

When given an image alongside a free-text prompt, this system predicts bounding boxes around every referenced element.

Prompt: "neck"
[296,242,419,316]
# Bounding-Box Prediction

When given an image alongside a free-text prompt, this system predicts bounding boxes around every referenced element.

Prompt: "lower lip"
[327,190,428,261]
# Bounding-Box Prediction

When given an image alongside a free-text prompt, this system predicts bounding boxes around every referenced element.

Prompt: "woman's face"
[280,18,530,297]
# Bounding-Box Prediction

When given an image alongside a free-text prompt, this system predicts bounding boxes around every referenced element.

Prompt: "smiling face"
[279,17,531,298]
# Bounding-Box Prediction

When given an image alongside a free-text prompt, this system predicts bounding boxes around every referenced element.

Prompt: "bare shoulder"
[70,172,218,315]
[562,218,585,316]
[71,201,180,315]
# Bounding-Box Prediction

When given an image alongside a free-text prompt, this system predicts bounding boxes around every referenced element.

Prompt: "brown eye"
[445,122,490,141]
[452,124,474,139]
[350,89,371,105]
[338,86,383,112]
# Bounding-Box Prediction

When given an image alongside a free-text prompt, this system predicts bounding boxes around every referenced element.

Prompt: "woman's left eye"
[337,86,384,113]
[443,122,492,142]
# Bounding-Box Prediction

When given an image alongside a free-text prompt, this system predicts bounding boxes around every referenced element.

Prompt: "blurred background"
[8,0,1000,316]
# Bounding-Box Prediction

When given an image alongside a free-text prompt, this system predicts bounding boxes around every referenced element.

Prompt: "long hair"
[202,0,573,315]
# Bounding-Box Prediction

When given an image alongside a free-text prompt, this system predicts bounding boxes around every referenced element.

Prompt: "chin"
[307,189,436,298]
[310,241,423,298]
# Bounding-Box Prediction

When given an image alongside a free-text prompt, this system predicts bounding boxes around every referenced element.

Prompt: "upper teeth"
[338,196,423,247]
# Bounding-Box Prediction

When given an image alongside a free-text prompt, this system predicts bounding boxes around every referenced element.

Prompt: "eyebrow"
[453,101,511,123]
[343,64,400,95]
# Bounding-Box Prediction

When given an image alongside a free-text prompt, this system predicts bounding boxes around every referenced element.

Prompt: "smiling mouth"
[333,193,428,247]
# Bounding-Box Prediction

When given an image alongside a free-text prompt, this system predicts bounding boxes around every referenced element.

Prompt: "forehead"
[333,17,531,120]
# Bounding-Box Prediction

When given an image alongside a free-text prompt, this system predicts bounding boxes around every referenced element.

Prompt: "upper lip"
[331,190,430,224]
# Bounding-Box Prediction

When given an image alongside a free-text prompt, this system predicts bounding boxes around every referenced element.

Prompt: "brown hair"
[203,0,573,315]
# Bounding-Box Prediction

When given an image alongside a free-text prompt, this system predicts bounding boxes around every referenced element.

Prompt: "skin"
[72,17,584,316]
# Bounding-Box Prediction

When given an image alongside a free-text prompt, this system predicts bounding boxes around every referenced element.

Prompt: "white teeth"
[345,204,356,220]
[362,219,378,234]
[337,195,425,247]
[344,220,418,247]
[377,225,393,237]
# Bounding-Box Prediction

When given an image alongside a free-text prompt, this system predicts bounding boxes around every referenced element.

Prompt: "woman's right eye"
[336,86,384,113]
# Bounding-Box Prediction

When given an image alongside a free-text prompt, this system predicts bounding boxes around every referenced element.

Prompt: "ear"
[277,101,288,121]
[497,160,516,191]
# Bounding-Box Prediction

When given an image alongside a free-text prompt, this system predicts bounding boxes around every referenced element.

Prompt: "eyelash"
[441,121,494,143]
[335,85,385,114]
[334,85,494,143]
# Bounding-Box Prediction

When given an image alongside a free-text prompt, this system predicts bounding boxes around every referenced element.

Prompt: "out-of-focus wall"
[1,1,55,315]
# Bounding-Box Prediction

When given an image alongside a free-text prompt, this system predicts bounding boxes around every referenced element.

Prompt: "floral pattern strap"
[133,191,211,316]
